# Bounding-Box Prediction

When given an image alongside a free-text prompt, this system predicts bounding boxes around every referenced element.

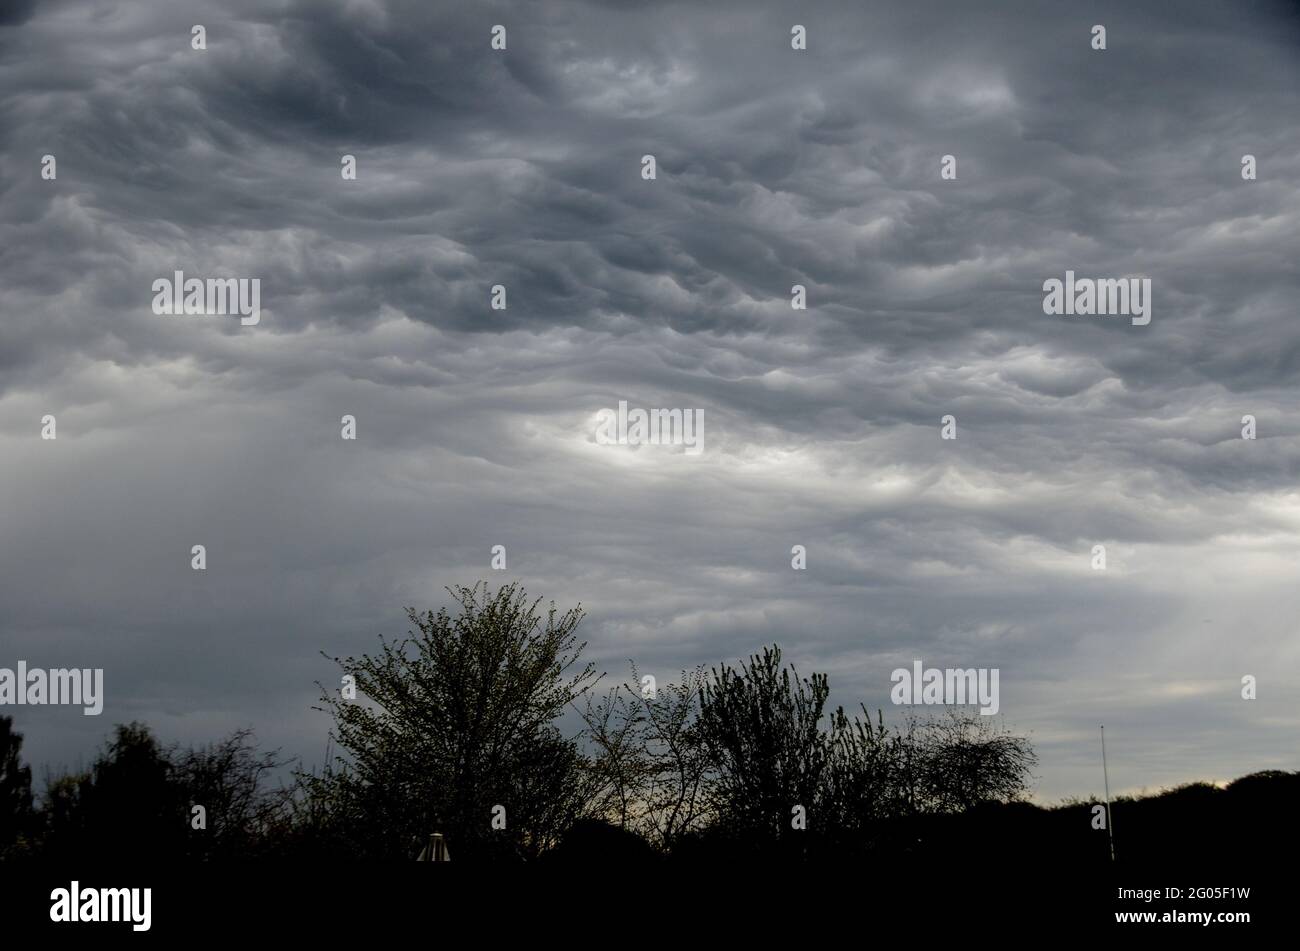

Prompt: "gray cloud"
[2,0,1298,801]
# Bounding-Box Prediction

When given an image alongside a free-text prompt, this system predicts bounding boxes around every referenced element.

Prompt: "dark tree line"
[0,720,289,860]
[8,582,1282,865]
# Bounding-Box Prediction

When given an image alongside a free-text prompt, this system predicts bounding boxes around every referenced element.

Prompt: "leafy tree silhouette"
[697,645,830,858]
[310,582,597,861]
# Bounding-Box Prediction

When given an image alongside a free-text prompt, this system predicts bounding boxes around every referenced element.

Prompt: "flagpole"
[1101,725,1115,861]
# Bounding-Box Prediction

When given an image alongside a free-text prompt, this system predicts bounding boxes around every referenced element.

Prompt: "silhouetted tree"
[312,582,598,860]
[28,723,182,861]
[582,677,647,830]
[583,664,712,851]
[822,705,910,850]
[0,717,34,858]
[908,710,1036,812]
[819,707,1037,856]
[171,729,292,859]
[689,649,1037,859]
[698,646,831,853]
[33,723,289,861]
[73,722,180,858]
[37,771,91,860]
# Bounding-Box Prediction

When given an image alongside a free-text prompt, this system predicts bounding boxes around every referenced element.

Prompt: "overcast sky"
[2,0,1299,802]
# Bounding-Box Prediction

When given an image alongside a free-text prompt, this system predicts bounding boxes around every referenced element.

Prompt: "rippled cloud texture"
[3,0,1299,799]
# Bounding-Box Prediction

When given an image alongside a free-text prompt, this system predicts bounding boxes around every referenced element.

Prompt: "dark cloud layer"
[2,0,1299,800]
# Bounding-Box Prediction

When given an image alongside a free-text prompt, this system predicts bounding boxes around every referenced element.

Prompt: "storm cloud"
[2,0,1299,800]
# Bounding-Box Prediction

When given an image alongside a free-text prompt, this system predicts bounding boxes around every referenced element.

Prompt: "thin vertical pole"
[1101,725,1115,861]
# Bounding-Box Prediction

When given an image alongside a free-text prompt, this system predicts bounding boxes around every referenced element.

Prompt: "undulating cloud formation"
[2,0,1299,800]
